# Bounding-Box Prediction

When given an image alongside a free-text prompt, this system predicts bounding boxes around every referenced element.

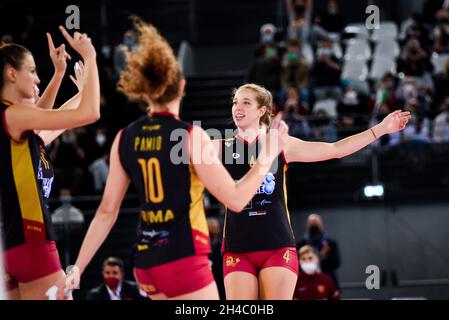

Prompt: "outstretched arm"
[284,110,411,163]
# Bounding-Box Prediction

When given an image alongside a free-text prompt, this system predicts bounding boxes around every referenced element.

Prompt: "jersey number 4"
[138,157,165,203]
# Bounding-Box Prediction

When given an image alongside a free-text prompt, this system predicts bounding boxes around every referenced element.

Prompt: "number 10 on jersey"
[138,157,165,203]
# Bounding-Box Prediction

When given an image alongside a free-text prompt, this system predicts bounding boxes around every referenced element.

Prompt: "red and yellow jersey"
[221,135,296,252]
[0,100,56,250]
[119,112,210,268]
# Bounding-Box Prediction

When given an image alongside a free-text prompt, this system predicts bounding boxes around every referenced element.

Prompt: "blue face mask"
[261,34,274,44]
[124,39,135,48]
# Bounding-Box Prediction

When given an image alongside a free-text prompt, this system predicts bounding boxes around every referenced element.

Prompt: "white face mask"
[300,262,318,275]
[96,134,107,147]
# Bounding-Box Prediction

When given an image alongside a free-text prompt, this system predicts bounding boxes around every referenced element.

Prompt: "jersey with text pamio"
[119,113,210,268]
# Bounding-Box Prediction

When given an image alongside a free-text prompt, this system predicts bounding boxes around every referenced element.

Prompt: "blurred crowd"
[249,0,449,148]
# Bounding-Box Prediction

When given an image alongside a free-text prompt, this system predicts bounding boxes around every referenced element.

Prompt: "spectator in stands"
[423,0,448,25]
[433,10,449,53]
[247,45,282,102]
[286,0,313,42]
[87,127,110,193]
[374,73,400,113]
[314,0,345,34]
[388,98,431,169]
[311,38,342,101]
[281,39,310,101]
[86,257,146,300]
[309,109,338,142]
[283,89,311,139]
[403,13,432,50]
[293,245,340,300]
[259,23,277,45]
[432,96,449,142]
[397,39,434,78]
[113,30,137,80]
[434,58,449,107]
[336,86,369,138]
[297,214,341,289]
[207,217,225,300]
[434,33,449,53]
[50,129,86,195]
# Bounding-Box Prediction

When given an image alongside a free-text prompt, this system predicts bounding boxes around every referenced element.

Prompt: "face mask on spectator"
[96,133,107,147]
[317,48,332,57]
[403,84,417,100]
[104,277,120,291]
[288,52,298,62]
[301,262,318,275]
[343,90,359,105]
[124,38,136,48]
[261,34,274,44]
[265,47,277,59]
[309,225,322,239]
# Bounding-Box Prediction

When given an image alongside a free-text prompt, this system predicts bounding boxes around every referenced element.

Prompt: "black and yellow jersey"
[0,100,56,250]
[221,135,296,252]
[119,112,210,269]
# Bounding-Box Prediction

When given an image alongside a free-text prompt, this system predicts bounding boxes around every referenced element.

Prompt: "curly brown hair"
[118,16,183,107]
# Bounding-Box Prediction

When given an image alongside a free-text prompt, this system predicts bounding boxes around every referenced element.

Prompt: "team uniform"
[0,100,60,291]
[220,135,298,277]
[118,112,213,297]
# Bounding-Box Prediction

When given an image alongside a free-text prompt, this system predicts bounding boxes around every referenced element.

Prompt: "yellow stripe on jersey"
[283,165,292,226]
[40,153,50,170]
[188,164,208,235]
[10,139,44,224]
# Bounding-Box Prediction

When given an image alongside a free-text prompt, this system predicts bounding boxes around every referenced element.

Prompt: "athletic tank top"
[119,112,210,268]
[221,135,296,252]
[0,100,56,250]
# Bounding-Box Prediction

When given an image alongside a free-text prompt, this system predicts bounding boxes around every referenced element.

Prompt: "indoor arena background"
[1,0,448,299]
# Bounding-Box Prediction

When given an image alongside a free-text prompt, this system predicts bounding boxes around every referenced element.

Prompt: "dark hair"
[102,257,124,272]
[0,43,30,93]
[118,16,183,107]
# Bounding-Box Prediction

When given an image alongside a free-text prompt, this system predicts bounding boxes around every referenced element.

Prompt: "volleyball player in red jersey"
[1,26,100,300]
[57,18,288,300]
[215,83,411,300]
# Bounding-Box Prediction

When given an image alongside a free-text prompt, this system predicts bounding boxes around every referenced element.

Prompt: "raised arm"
[37,61,85,145]
[5,27,100,141]
[284,110,411,163]
[192,113,288,212]
[36,33,71,110]
[57,130,130,298]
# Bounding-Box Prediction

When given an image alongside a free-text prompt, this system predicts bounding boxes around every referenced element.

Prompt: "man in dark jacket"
[86,257,146,300]
[297,214,341,289]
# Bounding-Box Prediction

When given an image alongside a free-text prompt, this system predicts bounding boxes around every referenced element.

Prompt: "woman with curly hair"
[57,17,288,300]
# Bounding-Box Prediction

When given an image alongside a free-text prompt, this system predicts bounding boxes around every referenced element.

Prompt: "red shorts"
[3,241,62,291]
[223,247,298,278]
[134,254,215,298]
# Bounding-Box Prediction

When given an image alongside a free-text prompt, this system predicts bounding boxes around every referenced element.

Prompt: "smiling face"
[232,88,266,131]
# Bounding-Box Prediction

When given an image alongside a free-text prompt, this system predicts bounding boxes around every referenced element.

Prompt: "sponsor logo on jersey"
[248,210,267,216]
[256,172,276,195]
[225,256,240,267]
[232,153,240,159]
[256,199,272,206]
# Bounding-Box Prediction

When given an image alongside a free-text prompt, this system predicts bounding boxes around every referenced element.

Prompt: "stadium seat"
[344,38,372,61]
